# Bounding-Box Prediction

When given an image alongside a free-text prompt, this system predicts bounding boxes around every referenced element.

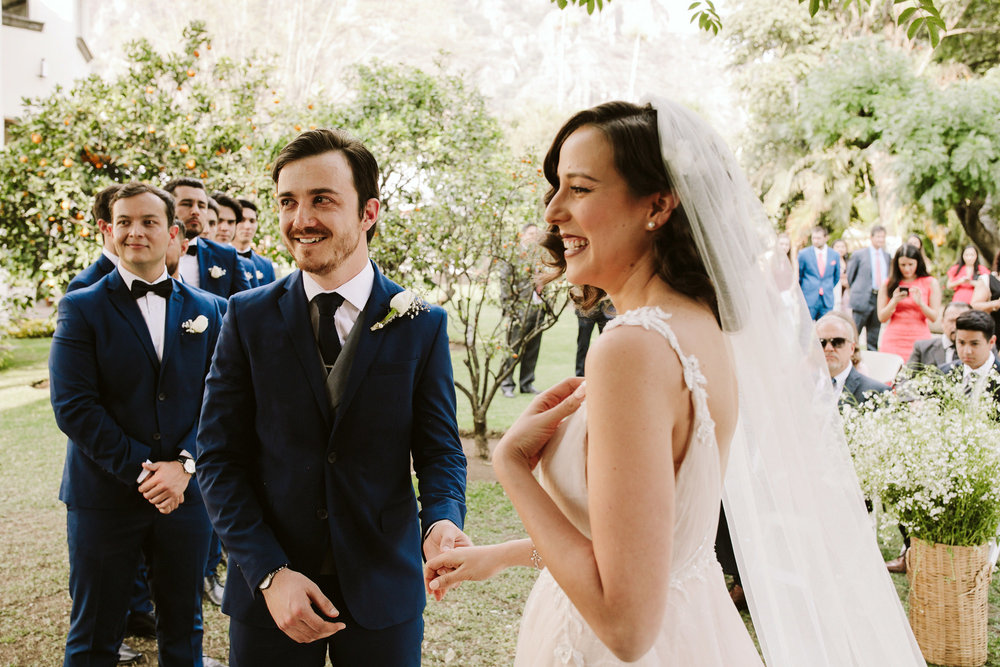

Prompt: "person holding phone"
[877,244,941,360]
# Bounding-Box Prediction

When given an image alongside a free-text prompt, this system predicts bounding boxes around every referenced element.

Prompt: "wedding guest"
[846,225,891,350]
[832,239,850,314]
[500,223,547,397]
[67,184,122,293]
[211,192,258,290]
[906,234,924,251]
[50,182,224,666]
[166,178,252,298]
[234,198,277,285]
[798,226,840,320]
[574,297,614,377]
[771,232,796,293]
[203,198,219,241]
[877,244,941,360]
[817,314,888,406]
[946,244,989,305]
[970,249,1000,338]
[197,128,470,666]
[939,310,1000,403]
[908,301,970,369]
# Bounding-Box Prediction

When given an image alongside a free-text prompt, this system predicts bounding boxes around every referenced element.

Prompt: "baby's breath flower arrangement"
[843,369,1000,547]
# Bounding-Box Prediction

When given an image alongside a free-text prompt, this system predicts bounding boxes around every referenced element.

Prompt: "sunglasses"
[819,337,849,349]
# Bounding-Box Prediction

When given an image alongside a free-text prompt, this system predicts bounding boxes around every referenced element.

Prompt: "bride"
[425,99,924,665]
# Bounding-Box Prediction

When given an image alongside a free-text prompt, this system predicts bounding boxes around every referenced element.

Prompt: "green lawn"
[2,327,999,665]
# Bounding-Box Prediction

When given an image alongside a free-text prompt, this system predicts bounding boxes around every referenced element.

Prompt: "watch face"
[183,458,196,474]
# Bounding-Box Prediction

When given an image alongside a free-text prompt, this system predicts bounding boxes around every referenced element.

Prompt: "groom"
[197,129,469,666]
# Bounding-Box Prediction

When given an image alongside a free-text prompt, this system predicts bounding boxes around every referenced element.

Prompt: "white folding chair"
[860,350,905,385]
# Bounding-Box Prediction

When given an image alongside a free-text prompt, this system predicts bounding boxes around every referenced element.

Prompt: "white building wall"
[2,0,92,145]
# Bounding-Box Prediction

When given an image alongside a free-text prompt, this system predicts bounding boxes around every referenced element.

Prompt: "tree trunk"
[474,412,490,460]
[957,199,998,265]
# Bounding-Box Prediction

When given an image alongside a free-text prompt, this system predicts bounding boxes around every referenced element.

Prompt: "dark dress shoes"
[125,610,156,639]
[117,642,143,664]
[886,555,906,574]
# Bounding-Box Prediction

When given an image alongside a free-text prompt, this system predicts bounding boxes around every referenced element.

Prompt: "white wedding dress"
[514,307,763,666]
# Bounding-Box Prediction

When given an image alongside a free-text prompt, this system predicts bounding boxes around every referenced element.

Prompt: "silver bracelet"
[530,546,543,570]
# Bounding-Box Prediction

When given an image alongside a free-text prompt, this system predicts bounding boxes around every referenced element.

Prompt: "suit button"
[158,393,166,401]
[316,508,328,520]
[152,432,161,441]
[327,452,337,464]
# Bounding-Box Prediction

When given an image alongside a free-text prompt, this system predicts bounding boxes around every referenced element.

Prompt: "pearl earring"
[646,221,656,230]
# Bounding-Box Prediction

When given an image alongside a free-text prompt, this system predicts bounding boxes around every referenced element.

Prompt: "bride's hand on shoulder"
[424,544,507,600]
[493,377,586,470]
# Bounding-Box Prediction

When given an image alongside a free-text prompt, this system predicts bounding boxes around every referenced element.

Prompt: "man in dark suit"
[197,129,469,666]
[846,225,892,350]
[211,192,260,290]
[50,182,225,666]
[908,301,971,369]
[938,310,1000,403]
[67,184,122,293]
[799,226,841,320]
[816,314,887,406]
[234,198,277,285]
[166,177,252,298]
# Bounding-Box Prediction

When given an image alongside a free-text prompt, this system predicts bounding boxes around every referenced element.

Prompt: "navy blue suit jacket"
[193,238,253,297]
[244,250,277,285]
[66,253,115,293]
[50,271,225,509]
[197,262,467,630]
[798,246,840,312]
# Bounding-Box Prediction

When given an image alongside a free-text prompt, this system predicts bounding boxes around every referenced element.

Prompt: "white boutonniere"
[256,270,264,280]
[209,265,226,279]
[182,315,209,334]
[371,289,427,331]
[244,270,253,282]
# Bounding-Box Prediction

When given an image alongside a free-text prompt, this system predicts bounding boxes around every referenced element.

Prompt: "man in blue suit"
[798,226,841,320]
[166,178,253,298]
[846,225,891,350]
[197,129,469,666]
[67,184,122,293]
[234,198,277,285]
[50,182,225,666]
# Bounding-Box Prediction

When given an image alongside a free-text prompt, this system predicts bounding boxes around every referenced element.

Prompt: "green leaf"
[927,21,940,47]
[808,0,821,16]
[897,7,918,23]
[907,16,923,40]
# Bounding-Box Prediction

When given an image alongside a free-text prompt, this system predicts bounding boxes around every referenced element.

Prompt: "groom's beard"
[285,224,363,277]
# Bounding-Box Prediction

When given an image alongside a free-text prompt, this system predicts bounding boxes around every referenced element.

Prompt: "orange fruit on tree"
[38,158,48,167]
[75,212,85,220]
[179,144,189,153]
[63,157,73,167]
[185,158,196,169]
[187,69,196,77]
[18,156,27,163]
[60,200,71,210]
[31,133,42,143]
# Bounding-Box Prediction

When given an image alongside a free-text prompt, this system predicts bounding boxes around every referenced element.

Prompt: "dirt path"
[461,436,498,482]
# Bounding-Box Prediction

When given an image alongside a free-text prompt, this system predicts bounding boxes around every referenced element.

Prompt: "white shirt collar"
[117,264,169,289]
[302,261,374,313]
[102,247,120,265]
[940,333,953,349]
[966,352,996,376]
[833,364,852,391]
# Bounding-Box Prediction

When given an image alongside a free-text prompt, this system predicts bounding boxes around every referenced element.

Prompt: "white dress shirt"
[831,364,852,394]
[117,265,170,362]
[963,352,996,395]
[178,238,201,288]
[302,262,374,345]
[940,334,955,365]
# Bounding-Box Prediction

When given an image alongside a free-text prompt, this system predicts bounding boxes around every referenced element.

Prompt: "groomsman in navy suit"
[50,182,225,666]
[166,177,253,298]
[233,198,277,285]
[67,184,122,293]
[798,226,841,320]
[198,129,469,666]
[211,192,259,289]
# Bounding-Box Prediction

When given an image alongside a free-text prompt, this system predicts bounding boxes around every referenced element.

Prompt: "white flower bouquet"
[843,370,1000,547]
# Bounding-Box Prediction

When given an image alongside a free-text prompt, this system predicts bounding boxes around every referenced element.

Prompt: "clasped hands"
[424,377,585,600]
[137,460,190,514]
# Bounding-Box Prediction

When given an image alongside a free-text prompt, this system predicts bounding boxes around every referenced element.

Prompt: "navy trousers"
[64,501,211,667]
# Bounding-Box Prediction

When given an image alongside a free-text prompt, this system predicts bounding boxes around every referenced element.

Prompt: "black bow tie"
[237,249,252,259]
[131,280,172,300]
[186,244,198,256]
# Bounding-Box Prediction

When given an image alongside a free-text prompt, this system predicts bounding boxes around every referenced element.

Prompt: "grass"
[3,323,1000,665]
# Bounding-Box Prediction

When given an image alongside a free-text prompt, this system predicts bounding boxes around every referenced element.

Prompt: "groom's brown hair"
[271,129,380,243]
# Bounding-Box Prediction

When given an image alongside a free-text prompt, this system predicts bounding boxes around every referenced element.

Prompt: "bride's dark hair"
[538,101,719,324]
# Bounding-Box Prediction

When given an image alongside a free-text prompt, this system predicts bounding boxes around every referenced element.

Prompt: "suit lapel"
[278,271,332,425]
[160,281,184,368]
[329,263,398,435]
[105,272,160,370]
[197,242,210,288]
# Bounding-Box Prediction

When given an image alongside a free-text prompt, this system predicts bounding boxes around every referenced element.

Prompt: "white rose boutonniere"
[209,266,226,279]
[244,270,253,282]
[256,270,264,280]
[182,315,209,334]
[371,289,427,331]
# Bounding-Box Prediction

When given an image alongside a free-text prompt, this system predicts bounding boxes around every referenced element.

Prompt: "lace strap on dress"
[605,306,715,444]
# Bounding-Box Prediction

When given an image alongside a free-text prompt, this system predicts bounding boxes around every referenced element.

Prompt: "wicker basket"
[906,538,993,667]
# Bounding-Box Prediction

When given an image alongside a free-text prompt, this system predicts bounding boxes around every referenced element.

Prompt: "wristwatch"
[177,455,196,475]
[259,565,288,591]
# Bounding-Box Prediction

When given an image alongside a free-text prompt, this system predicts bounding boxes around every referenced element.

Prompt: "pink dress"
[947,264,989,305]
[879,275,936,360]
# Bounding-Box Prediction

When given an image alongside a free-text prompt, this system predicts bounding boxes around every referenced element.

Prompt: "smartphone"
[899,287,909,296]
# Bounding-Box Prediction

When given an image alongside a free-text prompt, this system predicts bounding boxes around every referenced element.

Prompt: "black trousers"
[500,305,544,392]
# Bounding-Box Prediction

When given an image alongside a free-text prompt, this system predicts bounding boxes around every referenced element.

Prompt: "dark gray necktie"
[313,292,345,368]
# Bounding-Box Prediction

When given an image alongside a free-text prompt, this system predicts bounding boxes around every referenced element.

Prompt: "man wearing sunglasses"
[816,314,887,406]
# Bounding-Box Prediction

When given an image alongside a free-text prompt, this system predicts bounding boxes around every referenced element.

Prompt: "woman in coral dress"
[877,244,941,360]
[946,244,989,305]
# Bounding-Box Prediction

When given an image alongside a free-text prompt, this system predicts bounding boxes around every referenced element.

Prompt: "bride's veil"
[644,96,924,665]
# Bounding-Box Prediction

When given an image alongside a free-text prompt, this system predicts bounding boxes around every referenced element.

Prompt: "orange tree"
[0,21,278,303]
